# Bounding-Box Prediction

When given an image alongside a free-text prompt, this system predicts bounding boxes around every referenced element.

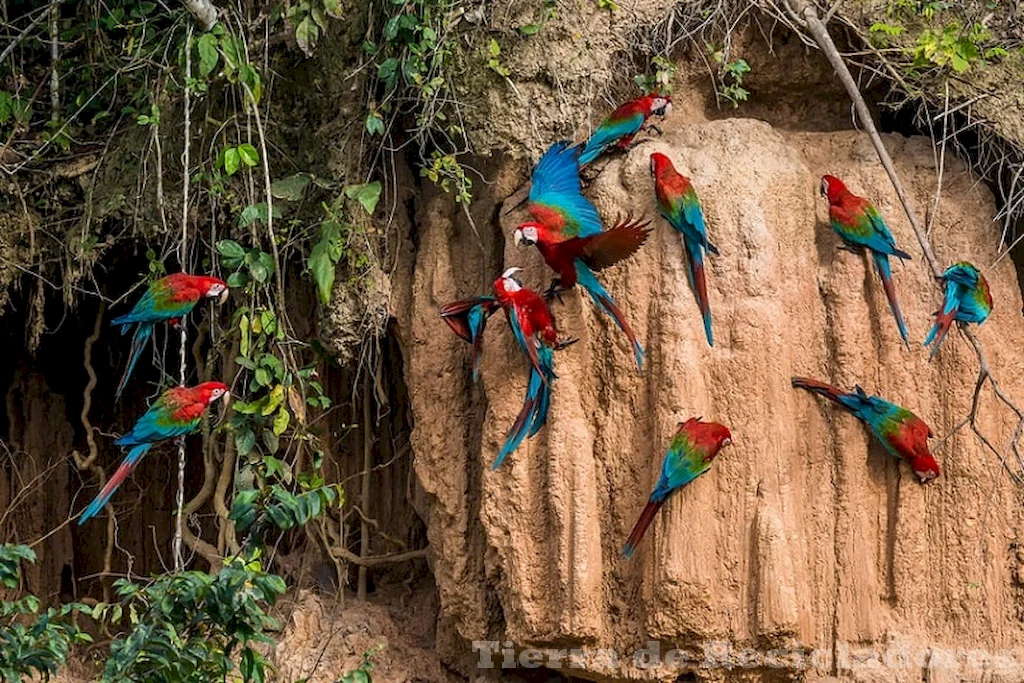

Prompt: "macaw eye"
[721,437,732,447]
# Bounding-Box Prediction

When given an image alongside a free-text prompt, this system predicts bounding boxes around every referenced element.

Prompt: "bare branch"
[181,0,218,32]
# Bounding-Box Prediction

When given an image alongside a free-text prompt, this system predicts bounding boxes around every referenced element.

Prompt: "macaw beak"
[513,229,524,247]
[217,289,229,305]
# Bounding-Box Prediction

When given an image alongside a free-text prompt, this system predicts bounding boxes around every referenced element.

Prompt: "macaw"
[579,94,673,166]
[512,141,650,370]
[791,377,939,483]
[821,175,912,346]
[923,261,993,358]
[623,417,731,558]
[112,273,229,400]
[78,381,230,525]
[440,295,501,381]
[490,268,575,470]
[651,152,718,346]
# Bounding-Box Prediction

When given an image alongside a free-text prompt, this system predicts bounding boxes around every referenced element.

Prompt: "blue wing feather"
[529,142,603,238]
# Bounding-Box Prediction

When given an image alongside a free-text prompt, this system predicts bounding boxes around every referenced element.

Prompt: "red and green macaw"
[623,417,731,558]
[791,377,939,483]
[651,152,718,346]
[821,175,911,346]
[512,141,650,370]
[491,268,575,470]
[440,296,501,381]
[78,381,230,525]
[923,261,993,358]
[579,94,672,166]
[112,273,229,400]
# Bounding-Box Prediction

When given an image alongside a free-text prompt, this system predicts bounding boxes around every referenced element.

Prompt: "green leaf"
[273,407,290,436]
[271,173,312,201]
[263,384,285,416]
[295,16,318,57]
[197,33,220,77]
[238,143,259,167]
[235,355,257,370]
[323,0,342,18]
[307,237,336,305]
[488,39,501,58]
[227,271,249,288]
[240,314,251,357]
[216,240,246,259]
[344,181,382,215]
[224,147,240,176]
[236,429,256,456]
[520,23,540,35]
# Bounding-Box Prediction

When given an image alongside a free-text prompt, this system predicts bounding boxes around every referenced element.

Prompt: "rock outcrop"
[393,112,1024,680]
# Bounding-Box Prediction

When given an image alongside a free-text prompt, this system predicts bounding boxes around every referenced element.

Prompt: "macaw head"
[677,417,732,461]
[499,267,523,291]
[648,94,672,117]
[820,174,848,204]
[195,381,230,405]
[649,152,673,177]
[513,223,541,248]
[197,276,230,305]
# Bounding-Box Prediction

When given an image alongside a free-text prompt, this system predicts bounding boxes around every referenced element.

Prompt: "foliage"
[519,0,557,36]
[709,48,750,108]
[362,0,475,200]
[635,56,676,95]
[335,644,384,683]
[868,0,1011,76]
[98,552,285,683]
[0,545,93,681]
[421,152,473,203]
[486,39,510,77]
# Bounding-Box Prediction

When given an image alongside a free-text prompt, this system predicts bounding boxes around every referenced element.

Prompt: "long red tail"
[924,308,957,359]
[790,377,846,405]
[623,499,664,558]
[873,252,909,346]
[685,240,713,347]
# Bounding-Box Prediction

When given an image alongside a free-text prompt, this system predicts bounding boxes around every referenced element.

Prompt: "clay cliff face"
[392,114,1024,680]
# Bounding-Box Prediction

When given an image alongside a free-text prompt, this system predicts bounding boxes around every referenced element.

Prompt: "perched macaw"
[791,377,939,483]
[112,273,229,400]
[821,175,912,346]
[623,417,731,558]
[651,152,718,346]
[579,94,673,166]
[78,381,230,525]
[923,261,992,358]
[512,141,650,370]
[440,295,501,381]
[490,268,575,470]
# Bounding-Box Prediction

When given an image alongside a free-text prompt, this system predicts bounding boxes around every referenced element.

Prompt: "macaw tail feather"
[872,252,909,347]
[684,239,714,347]
[491,367,545,470]
[623,499,664,558]
[440,297,499,382]
[923,305,958,359]
[578,138,605,167]
[575,261,645,372]
[114,323,154,402]
[78,444,152,525]
[791,377,850,407]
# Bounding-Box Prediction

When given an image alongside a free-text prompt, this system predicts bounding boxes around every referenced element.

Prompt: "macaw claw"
[543,279,565,305]
[555,337,579,351]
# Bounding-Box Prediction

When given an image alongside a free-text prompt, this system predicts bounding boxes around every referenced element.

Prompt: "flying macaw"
[820,175,912,346]
[112,273,229,400]
[623,417,731,558]
[512,141,650,370]
[923,261,993,358]
[791,377,939,483]
[579,94,673,166]
[651,152,718,346]
[78,381,230,525]
[440,296,501,381]
[490,268,576,470]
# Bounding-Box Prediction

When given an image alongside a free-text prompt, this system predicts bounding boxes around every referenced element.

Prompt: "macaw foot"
[647,124,664,137]
[173,436,186,448]
[543,280,565,305]
[555,336,579,351]
[837,243,863,255]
